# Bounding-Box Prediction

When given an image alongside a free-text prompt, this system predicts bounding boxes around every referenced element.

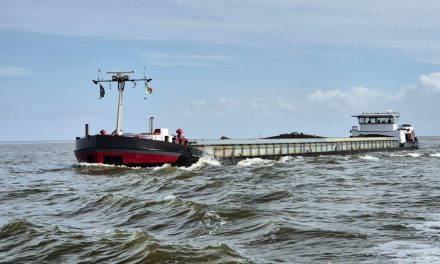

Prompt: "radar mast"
[92,70,153,135]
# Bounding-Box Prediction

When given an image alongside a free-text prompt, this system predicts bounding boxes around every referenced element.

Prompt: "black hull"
[74,135,198,167]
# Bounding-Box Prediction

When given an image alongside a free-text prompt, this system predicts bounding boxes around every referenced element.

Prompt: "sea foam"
[359,155,379,161]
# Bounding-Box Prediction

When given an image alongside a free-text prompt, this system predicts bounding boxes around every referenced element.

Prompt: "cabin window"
[359,116,396,124]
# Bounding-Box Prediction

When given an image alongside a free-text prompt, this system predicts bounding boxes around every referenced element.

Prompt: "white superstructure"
[350,111,417,145]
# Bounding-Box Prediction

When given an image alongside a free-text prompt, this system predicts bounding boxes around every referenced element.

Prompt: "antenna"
[92,69,154,135]
[106,70,136,74]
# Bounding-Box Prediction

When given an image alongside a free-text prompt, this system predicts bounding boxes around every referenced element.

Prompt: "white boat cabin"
[350,111,416,144]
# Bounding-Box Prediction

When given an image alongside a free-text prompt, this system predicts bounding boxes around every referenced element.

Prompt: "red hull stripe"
[76,150,179,164]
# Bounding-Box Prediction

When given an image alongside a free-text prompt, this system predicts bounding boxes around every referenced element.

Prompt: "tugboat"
[350,110,419,148]
[74,70,199,167]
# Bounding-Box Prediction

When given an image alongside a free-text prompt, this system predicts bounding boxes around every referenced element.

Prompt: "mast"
[115,73,126,135]
[92,70,153,135]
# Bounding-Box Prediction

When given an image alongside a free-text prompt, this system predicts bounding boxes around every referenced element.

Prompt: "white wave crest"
[430,153,440,157]
[77,162,119,168]
[162,195,176,201]
[204,210,227,226]
[359,155,379,161]
[278,156,294,163]
[390,153,406,157]
[237,158,275,166]
[153,163,172,171]
[277,156,306,163]
[179,157,221,171]
[407,153,422,158]
[77,162,141,169]
[390,153,423,158]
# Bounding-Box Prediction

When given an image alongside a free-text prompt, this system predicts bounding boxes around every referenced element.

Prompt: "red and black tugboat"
[74,70,199,167]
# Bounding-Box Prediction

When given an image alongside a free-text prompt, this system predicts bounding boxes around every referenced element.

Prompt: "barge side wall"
[189,137,402,164]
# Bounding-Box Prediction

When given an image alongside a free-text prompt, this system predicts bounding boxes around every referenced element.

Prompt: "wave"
[390,153,422,158]
[179,157,221,171]
[68,193,163,221]
[77,162,141,169]
[249,225,367,246]
[359,155,379,161]
[237,158,276,167]
[3,188,50,200]
[74,162,143,176]
[0,220,248,263]
[236,190,291,205]
[152,163,175,172]
[407,153,422,158]
[372,240,440,264]
[410,220,440,236]
[7,163,75,175]
[135,241,247,264]
[430,153,440,157]
[278,156,295,163]
[0,218,40,238]
[162,194,177,201]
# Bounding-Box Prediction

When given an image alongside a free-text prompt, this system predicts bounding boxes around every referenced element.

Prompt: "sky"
[1,0,440,141]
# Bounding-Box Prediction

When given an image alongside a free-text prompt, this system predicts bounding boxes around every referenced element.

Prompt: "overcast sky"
[1,0,440,141]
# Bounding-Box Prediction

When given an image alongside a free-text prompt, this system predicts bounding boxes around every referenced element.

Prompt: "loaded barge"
[190,111,419,165]
[74,71,418,167]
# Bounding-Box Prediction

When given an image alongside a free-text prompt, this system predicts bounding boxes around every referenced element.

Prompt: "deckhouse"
[350,111,417,146]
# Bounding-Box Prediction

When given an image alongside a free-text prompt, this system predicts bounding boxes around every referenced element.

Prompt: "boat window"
[358,115,398,124]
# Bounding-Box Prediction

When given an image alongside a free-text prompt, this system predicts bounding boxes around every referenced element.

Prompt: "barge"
[74,70,418,167]
[189,111,419,164]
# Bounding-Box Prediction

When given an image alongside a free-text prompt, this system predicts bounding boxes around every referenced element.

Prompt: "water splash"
[180,149,222,171]
[407,153,422,158]
[359,155,379,161]
[162,195,177,202]
[237,158,275,166]
[77,162,141,170]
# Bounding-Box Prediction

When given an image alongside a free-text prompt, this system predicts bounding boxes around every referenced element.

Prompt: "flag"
[145,83,153,94]
[99,84,105,98]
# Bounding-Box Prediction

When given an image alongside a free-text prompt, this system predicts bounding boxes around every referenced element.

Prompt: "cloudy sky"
[1,0,440,141]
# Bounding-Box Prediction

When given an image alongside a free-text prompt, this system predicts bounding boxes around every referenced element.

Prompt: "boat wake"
[76,162,140,169]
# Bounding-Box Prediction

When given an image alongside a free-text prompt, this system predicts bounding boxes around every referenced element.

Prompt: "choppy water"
[0,137,439,263]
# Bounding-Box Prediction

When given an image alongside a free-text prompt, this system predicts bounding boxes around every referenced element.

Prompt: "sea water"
[0,137,439,263]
